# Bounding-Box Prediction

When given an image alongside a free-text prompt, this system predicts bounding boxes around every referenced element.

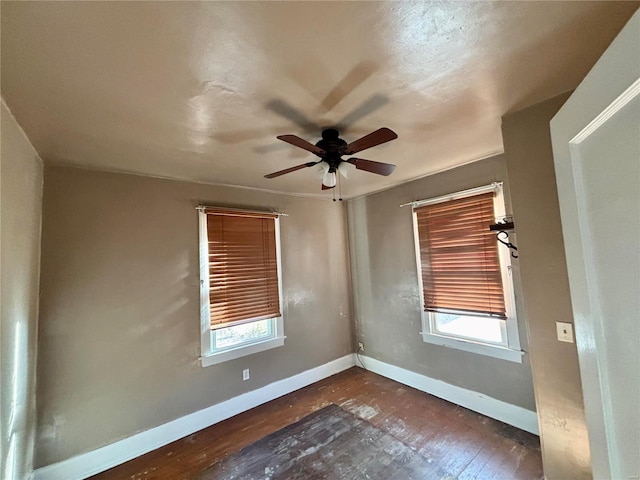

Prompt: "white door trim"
[550,10,640,479]
[570,78,640,144]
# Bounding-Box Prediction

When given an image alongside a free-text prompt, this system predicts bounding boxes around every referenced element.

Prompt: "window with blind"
[411,184,523,362]
[198,207,285,366]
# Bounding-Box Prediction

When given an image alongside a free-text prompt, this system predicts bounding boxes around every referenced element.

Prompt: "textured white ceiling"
[1,1,637,198]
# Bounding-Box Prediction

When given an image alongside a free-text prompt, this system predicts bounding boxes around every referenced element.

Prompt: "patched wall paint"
[36,167,353,467]
[346,155,536,411]
[502,93,592,479]
[1,100,43,480]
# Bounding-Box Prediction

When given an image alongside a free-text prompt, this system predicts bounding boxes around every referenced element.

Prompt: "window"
[411,183,523,363]
[198,207,285,367]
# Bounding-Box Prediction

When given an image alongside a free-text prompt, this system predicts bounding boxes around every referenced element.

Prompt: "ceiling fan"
[264,127,398,191]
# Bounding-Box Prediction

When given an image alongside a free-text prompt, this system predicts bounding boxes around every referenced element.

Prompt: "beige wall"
[502,93,592,479]
[36,166,352,467]
[346,155,536,411]
[8,90,593,476]
[1,101,43,479]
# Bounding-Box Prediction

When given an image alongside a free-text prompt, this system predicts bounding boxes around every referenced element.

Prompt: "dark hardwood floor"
[91,367,543,479]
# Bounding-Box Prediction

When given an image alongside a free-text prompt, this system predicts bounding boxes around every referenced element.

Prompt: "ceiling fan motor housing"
[316,128,348,171]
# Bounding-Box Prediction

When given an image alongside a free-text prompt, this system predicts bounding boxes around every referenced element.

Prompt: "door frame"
[550,10,639,479]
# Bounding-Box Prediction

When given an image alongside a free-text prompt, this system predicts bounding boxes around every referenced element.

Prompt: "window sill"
[421,332,524,363]
[201,335,286,367]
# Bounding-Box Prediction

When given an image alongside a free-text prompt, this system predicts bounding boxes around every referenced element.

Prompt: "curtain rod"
[399,182,503,208]
[196,205,288,217]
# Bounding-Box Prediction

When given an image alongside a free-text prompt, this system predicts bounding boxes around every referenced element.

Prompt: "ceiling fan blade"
[320,62,378,112]
[336,94,389,130]
[346,158,396,176]
[266,99,320,132]
[264,161,319,179]
[321,183,335,190]
[276,135,326,156]
[343,128,398,155]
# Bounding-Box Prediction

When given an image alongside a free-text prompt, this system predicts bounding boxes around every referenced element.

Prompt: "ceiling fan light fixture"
[322,171,337,188]
[339,161,356,179]
[317,161,330,178]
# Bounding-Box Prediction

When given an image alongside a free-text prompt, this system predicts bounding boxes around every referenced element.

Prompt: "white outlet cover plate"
[556,322,574,343]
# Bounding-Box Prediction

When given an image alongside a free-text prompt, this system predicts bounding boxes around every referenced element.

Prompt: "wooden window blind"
[415,192,506,318]
[205,209,281,330]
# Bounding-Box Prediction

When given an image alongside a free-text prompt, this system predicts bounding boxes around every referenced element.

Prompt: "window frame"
[411,183,524,363]
[198,207,285,367]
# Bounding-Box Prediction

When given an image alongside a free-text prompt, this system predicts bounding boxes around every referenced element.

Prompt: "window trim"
[198,207,285,367]
[411,183,524,363]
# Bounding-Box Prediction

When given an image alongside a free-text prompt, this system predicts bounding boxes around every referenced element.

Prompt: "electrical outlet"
[556,322,574,343]
[358,342,365,351]
[242,369,250,381]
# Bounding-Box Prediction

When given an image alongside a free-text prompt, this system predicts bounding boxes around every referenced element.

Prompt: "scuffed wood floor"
[91,367,543,479]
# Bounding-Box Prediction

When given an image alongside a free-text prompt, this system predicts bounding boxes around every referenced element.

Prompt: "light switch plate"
[556,322,574,343]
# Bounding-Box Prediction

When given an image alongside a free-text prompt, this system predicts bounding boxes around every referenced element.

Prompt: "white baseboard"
[359,354,539,435]
[32,353,539,480]
[31,354,356,480]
